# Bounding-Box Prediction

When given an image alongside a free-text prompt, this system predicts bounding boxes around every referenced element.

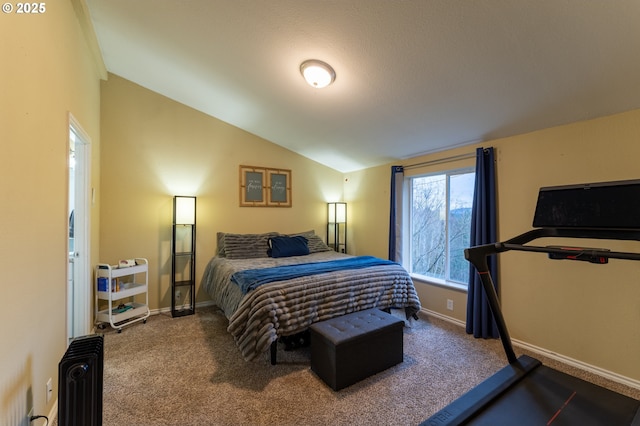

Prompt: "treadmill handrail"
[464,227,640,364]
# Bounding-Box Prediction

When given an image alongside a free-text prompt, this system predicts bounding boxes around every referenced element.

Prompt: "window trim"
[403,166,475,290]
[410,272,469,292]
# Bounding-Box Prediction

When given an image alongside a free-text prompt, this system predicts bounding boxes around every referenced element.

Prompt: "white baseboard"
[422,308,640,391]
[151,306,171,315]
[149,300,216,316]
[422,308,466,328]
[512,338,640,390]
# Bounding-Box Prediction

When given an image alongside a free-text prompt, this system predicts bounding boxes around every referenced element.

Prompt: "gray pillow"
[218,232,280,259]
[288,230,332,253]
[216,232,227,257]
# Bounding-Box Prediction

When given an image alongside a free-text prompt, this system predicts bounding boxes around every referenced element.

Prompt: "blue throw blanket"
[231,256,397,294]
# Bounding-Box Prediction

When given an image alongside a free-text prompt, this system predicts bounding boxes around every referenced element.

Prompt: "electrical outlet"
[46,378,52,403]
[446,299,454,311]
[175,290,181,301]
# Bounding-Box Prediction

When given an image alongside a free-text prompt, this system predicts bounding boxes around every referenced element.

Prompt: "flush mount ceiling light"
[300,59,336,88]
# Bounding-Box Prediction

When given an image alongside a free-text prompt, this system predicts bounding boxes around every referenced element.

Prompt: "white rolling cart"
[95,258,150,332]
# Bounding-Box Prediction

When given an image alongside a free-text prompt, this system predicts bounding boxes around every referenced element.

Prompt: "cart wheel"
[143,319,147,324]
[117,328,122,334]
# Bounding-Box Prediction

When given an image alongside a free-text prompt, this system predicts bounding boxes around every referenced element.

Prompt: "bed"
[201,230,422,363]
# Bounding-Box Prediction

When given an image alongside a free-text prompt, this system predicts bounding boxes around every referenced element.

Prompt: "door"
[68,113,91,340]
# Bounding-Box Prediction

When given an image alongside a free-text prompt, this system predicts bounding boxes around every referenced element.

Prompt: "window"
[407,168,475,287]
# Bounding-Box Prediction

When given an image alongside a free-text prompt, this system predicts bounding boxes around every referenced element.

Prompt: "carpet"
[53,306,639,425]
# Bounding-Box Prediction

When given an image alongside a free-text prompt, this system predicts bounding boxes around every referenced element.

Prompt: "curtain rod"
[403,151,476,170]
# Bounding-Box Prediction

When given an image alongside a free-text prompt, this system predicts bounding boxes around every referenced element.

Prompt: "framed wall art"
[239,165,292,207]
[266,168,291,207]
[239,165,267,206]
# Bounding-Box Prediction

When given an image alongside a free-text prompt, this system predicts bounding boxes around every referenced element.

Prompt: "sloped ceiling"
[86,0,640,172]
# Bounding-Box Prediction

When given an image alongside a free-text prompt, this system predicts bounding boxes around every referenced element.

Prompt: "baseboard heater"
[58,334,104,426]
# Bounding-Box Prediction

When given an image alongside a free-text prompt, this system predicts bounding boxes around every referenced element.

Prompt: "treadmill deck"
[423,355,640,426]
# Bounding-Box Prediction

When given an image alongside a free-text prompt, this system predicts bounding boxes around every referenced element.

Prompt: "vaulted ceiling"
[86,1,640,172]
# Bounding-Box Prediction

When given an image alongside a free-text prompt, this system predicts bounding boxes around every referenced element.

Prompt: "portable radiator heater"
[58,334,104,426]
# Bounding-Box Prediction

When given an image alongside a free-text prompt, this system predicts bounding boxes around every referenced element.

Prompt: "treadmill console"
[533,179,640,230]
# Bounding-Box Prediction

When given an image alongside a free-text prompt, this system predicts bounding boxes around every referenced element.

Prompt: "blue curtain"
[466,147,499,338]
[389,165,404,262]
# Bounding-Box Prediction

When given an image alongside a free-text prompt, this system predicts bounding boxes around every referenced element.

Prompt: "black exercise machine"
[422,180,640,425]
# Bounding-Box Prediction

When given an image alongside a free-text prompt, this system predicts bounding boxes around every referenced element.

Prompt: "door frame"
[68,112,92,340]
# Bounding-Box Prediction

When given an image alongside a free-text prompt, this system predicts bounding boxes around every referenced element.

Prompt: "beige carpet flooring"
[54,306,639,426]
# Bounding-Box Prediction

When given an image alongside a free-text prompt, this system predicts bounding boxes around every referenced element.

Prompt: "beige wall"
[349,109,640,382]
[342,165,391,258]
[99,74,344,311]
[0,0,102,421]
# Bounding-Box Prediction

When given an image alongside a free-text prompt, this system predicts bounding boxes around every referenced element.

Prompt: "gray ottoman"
[309,308,404,391]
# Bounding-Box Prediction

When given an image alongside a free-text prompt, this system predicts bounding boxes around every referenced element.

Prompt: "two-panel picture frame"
[239,165,292,207]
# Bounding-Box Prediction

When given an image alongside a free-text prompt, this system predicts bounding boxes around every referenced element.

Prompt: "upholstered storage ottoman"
[309,308,404,391]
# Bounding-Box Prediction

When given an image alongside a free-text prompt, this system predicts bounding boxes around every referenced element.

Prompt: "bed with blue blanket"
[201,231,422,362]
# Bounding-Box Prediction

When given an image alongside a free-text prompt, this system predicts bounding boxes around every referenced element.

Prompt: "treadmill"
[421,179,640,425]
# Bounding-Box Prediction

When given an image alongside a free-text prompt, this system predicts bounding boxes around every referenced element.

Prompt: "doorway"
[68,113,91,340]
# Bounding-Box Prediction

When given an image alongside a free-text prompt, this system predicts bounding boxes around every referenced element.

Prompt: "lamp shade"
[174,196,196,225]
[328,202,346,223]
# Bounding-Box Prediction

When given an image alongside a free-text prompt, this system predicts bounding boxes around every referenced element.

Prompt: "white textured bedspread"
[201,252,421,361]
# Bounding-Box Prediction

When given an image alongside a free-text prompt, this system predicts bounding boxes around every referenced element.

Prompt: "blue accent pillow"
[268,236,310,258]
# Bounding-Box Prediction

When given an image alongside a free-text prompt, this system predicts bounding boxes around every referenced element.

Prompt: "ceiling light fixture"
[300,59,336,89]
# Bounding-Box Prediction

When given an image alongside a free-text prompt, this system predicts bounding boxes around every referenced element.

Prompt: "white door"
[68,113,91,339]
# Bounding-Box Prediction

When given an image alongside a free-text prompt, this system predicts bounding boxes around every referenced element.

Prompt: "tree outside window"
[409,169,475,286]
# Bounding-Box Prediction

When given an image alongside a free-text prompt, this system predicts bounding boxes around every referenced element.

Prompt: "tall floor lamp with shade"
[171,196,196,317]
[327,202,347,253]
